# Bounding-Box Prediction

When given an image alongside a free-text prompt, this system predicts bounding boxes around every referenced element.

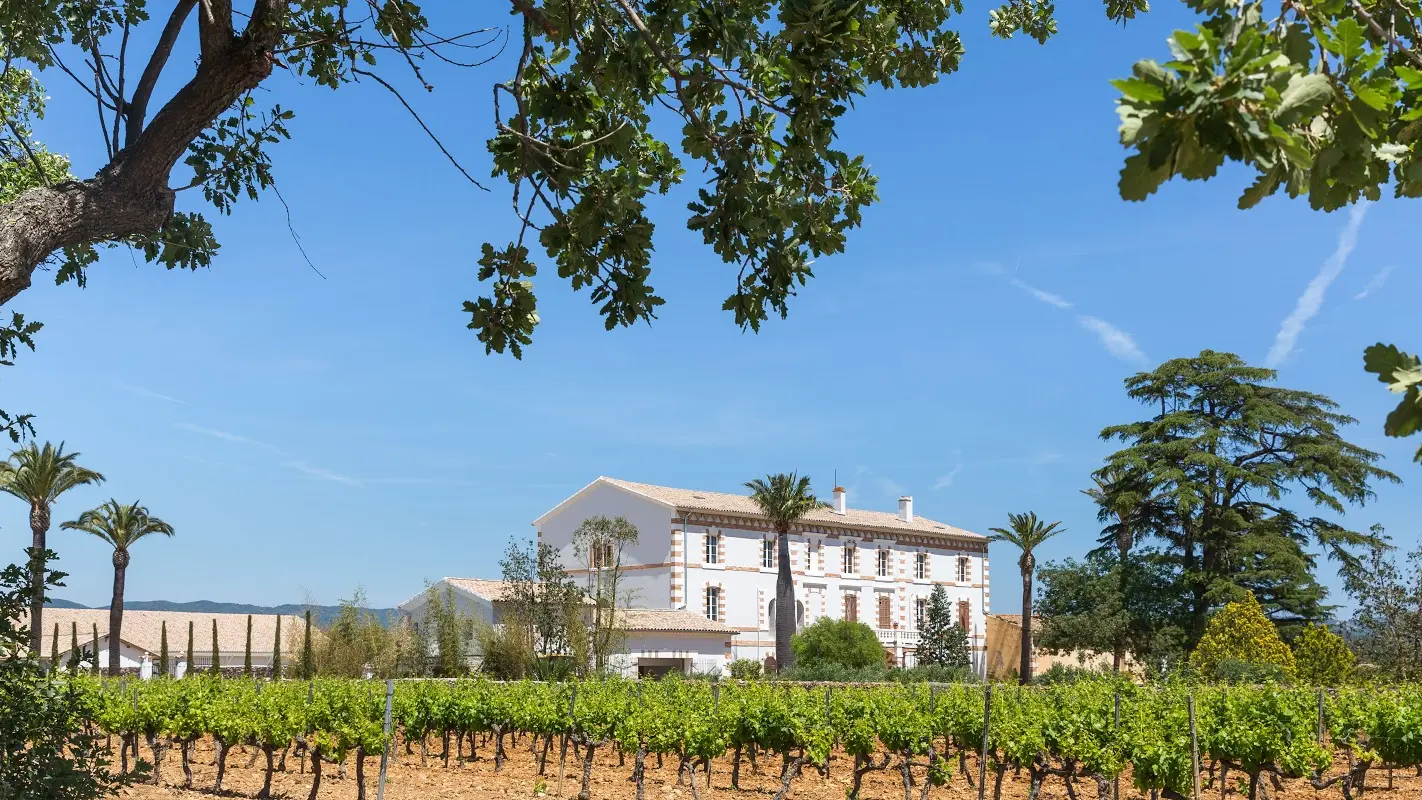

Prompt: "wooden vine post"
[377,679,395,800]
[1188,694,1201,800]
[978,685,992,800]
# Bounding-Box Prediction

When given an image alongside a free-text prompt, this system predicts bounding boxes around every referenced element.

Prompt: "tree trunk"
[108,550,129,676]
[214,738,229,793]
[259,746,275,799]
[1019,557,1034,685]
[355,746,367,800]
[578,741,597,800]
[1114,527,1130,672]
[27,503,49,655]
[307,746,322,800]
[776,525,796,670]
[0,3,289,308]
[181,739,194,788]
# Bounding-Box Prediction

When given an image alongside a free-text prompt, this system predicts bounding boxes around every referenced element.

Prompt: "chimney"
[832,486,847,515]
[898,495,913,523]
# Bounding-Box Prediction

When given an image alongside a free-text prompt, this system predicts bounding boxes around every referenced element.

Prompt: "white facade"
[399,578,733,677]
[535,478,991,672]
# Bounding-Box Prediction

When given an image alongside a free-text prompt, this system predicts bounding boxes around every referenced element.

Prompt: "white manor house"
[406,477,991,677]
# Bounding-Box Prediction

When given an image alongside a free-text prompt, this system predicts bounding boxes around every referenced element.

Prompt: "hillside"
[46,599,402,628]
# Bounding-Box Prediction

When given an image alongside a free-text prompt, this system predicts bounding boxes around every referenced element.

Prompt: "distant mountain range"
[46,599,402,628]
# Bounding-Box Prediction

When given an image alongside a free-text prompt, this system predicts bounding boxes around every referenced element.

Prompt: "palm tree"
[62,500,174,675]
[746,473,824,671]
[1082,467,1158,672]
[0,442,105,653]
[988,511,1064,685]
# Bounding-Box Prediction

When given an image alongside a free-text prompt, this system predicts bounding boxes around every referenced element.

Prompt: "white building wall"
[534,481,990,673]
[536,482,676,608]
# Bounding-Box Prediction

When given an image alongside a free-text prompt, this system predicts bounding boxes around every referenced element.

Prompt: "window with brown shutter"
[957,599,970,630]
[844,593,858,622]
[878,595,892,629]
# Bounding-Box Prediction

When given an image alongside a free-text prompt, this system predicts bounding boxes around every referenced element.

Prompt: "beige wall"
[984,615,1120,680]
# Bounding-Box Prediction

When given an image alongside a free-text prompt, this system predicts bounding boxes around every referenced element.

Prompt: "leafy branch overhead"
[1110,0,1422,210]
[1364,343,1422,462]
[0,0,1160,367]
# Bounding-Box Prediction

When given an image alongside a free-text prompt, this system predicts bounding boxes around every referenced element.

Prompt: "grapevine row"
[77,677,1422,800]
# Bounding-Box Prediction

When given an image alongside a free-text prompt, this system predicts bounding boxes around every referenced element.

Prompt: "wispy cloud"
[1009,278,1073,309]
[283,460,364,487]
[1354,265,1394,301]
[1078,316,1148,364]
[875,477,907,498]
[121,384,185,404]
[175,422,277,450]
[933,464,963,491]
[1266,204,1369,367]
[994,274,1147,364]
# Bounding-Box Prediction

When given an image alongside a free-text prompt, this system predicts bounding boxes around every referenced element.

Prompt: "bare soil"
[114,735,1422,800]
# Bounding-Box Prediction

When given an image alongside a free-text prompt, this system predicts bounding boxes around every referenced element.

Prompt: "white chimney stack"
[898,495,914,523]
[832,486,847,515]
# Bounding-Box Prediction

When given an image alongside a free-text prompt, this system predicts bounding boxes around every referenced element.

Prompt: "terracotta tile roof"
[29,609,305,657]
[600,477,985,541]
[616,608,734,634]
[444,578,517,602]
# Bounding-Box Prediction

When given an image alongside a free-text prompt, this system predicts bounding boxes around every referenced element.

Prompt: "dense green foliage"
[0,553,124,798]
[1037,549,1185,672]
[1364,344,1422,463]
[1340,531,1422,680]
[790,618,885,671]
[70,676,1422,800]
[1190,594,1297,680]
[1294,624,1356,686]
[917,585,971,670]
[1100,351,1395,646]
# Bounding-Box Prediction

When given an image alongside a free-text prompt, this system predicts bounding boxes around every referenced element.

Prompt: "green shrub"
[728,658,763,680]
[1292,624,1355,685]
[778,662,887,682]
[790,617,885,670]
[1208,658,1292,685]
[1188,593,1295,680]
[1031,663,1109,685]
[887,664,975,683]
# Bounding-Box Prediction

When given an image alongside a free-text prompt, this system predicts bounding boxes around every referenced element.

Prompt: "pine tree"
[300,609,314,680]
[916,585,970,669]
[186,620,194,677]
[159,621,170,677]
[49,622,58,672]
[67,621,79,673]
[90,623,99,676]
[243,615,253,676]
[210,619,220,676]
[272,616,283,679]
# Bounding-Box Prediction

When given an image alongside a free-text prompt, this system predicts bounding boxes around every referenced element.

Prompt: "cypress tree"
[90,623,99,676]
[210,619,220,676]
[159,621,170,677]
[186,620,195,677]
[67,622,79,673]
[300,609,314,680]
[272,616,283,679]
[49,622,58,672]
[243,615,253,676]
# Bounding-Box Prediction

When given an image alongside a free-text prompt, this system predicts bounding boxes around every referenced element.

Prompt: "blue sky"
[1,2,1416,612]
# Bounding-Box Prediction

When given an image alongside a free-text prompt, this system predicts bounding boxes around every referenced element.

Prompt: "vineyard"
[79,677,1422,800]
